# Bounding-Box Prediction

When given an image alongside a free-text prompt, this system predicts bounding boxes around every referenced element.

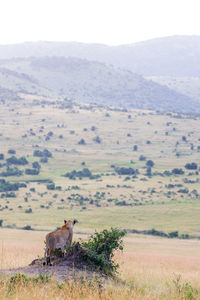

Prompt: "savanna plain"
[1,95,200,299]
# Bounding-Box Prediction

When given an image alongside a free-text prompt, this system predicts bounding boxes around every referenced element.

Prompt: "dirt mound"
[0,243,104,282]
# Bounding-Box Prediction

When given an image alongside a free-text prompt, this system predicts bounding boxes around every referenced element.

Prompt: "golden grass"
[0,229,44,269]
[1,229,200,299]
[0,277,164,300]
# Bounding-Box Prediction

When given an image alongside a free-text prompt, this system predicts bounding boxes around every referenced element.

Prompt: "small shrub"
[172,168,184,175]
[185,162,198,170]
[23,225,33,230]
[139,155,146,161]
[32,162,41,169]
[146,160,154,167]
[47,131,53,137]
[169,231,179,238]
[78,138,86,145]
[133,145,138,151]
[178,188,189,194]
[63,168,99,180]
[182,136,187,142]
[33,149,52,158]
[0,181,21,192]
[1,192,16,198]
[46,183,55,190]
[115,200,129,206]
[40,157,48,163]
[6,156,28,165]
[8,149,16,154]
[77,228,126,275]
[25,208,32,214]
[163,170,171,176]
[115,167,138,175]
[25,168,40,175]
[0,167,23,177]
[93,136,101,144]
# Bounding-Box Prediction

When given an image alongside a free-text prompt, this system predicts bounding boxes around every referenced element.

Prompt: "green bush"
[8,149,16,154]
[46,183,55,190]
[40,157,48,163]
[169,231,179,238]
[33,149,52,158]
[79,228,126,276]
[139,155,146,161]
[6,156,28,165]
[32,162,41,169]
[78,138,86,145]
[172,168,184,175]
[64,168,99,180]
[25,168,40,175]
[93,136,101,144]
[25,208,32,214]
[0,180,20,192]
[146,160,154,167]
[23,225,33,230]
[1,192,16,198]
[114,167,138,175]
[185,162,198,170]
[133,145,138,151]
[0,167,23,177]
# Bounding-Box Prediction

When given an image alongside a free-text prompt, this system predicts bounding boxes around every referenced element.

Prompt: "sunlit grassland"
[1,98,200,238]
[1,201,200,236]
[1,229,200,299]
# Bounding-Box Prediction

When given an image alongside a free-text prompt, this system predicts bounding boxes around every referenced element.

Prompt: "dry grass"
[1,229,200,299]
[0,229,44,269]
[0,277,163,300]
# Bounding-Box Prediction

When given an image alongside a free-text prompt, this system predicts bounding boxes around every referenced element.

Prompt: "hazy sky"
[0,0,200,45]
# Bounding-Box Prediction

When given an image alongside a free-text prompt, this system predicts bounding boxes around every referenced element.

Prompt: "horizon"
[0,34,200,47]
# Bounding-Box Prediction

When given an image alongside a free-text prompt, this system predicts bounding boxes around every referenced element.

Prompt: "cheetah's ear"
[64,220,67,224]
[73,219,78,225]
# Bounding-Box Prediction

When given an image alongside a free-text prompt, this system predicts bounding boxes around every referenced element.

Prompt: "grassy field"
[1,229,200,299]
[0,97,200,235]
[1,96,200,298]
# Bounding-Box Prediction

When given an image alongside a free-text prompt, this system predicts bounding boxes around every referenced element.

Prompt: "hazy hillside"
[0,85,21,102]
[116,36,200,77]
[147,76,200,102]
[0,56,198,112]
[0,36,200,77]
[0,67,53,96]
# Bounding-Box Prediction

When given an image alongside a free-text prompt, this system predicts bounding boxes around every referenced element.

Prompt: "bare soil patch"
[0,243,104,282]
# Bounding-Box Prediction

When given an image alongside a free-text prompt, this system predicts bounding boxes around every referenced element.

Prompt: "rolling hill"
[0,36,200,77]
[1,36,200,106]
[0,56,198,112]
[147,76,200,103]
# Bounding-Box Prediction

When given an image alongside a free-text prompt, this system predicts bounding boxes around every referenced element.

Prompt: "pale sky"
[0,0,200,45]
